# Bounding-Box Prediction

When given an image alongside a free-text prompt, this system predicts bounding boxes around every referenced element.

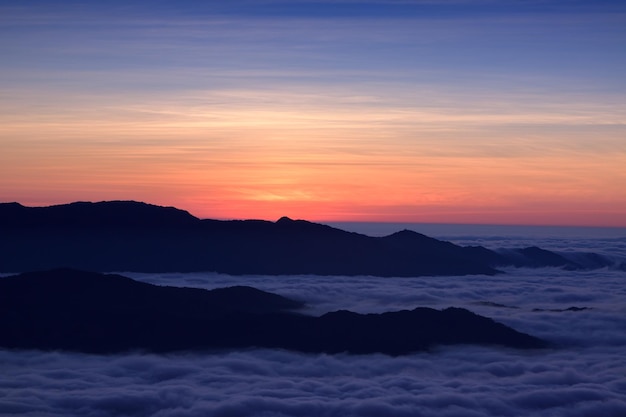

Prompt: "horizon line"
[4,199,625,230]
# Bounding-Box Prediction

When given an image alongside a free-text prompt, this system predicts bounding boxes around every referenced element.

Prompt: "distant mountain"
[0,269,547,354]
[0,201,619,275]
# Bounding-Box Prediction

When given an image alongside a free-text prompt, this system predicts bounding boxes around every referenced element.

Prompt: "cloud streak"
[1,1,625,223]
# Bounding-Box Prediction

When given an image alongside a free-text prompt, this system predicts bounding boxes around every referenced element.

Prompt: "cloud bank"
[2,233,626,417]
[2,344,625,416]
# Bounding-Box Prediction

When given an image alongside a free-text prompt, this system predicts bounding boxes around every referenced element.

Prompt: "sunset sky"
[1,0,625,226]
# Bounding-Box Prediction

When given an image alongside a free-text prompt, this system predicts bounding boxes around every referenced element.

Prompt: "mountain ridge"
[0,268,547,354]
[0,201,620,276]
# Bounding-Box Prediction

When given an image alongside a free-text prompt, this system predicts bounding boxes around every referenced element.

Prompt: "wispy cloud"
[1,0,625,223]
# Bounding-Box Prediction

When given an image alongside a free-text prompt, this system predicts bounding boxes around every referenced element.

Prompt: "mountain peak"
[276,216,295,224]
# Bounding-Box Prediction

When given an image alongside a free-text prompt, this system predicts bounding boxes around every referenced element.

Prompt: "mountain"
[0,269,547,354]
[0,201,618,276]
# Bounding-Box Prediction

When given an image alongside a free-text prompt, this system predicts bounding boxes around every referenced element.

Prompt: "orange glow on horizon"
[2,3,625,229]
[2,86,625,228]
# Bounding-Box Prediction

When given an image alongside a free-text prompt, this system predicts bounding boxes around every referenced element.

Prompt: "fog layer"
[1,235,625,416]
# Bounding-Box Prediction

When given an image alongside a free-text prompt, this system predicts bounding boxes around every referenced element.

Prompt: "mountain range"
[0,201,619,276]
[0,268,547,354]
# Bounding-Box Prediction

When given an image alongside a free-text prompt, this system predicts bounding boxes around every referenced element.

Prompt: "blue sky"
[1,0,625,224]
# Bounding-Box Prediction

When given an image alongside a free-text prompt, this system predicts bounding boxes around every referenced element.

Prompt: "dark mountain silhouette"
[0,201,619,275]
[0,269,547,354]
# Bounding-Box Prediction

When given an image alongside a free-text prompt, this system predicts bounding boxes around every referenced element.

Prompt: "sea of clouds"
[1,233,625,416]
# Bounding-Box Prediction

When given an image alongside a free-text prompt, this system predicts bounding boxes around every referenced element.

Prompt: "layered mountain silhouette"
[0,269,547,354]
[0,201,620,276]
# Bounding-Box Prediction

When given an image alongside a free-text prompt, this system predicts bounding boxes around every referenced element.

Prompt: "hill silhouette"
[0,201,618,275]
[0,269,547,354]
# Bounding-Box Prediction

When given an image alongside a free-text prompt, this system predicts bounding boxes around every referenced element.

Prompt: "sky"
[1,0,625,226]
